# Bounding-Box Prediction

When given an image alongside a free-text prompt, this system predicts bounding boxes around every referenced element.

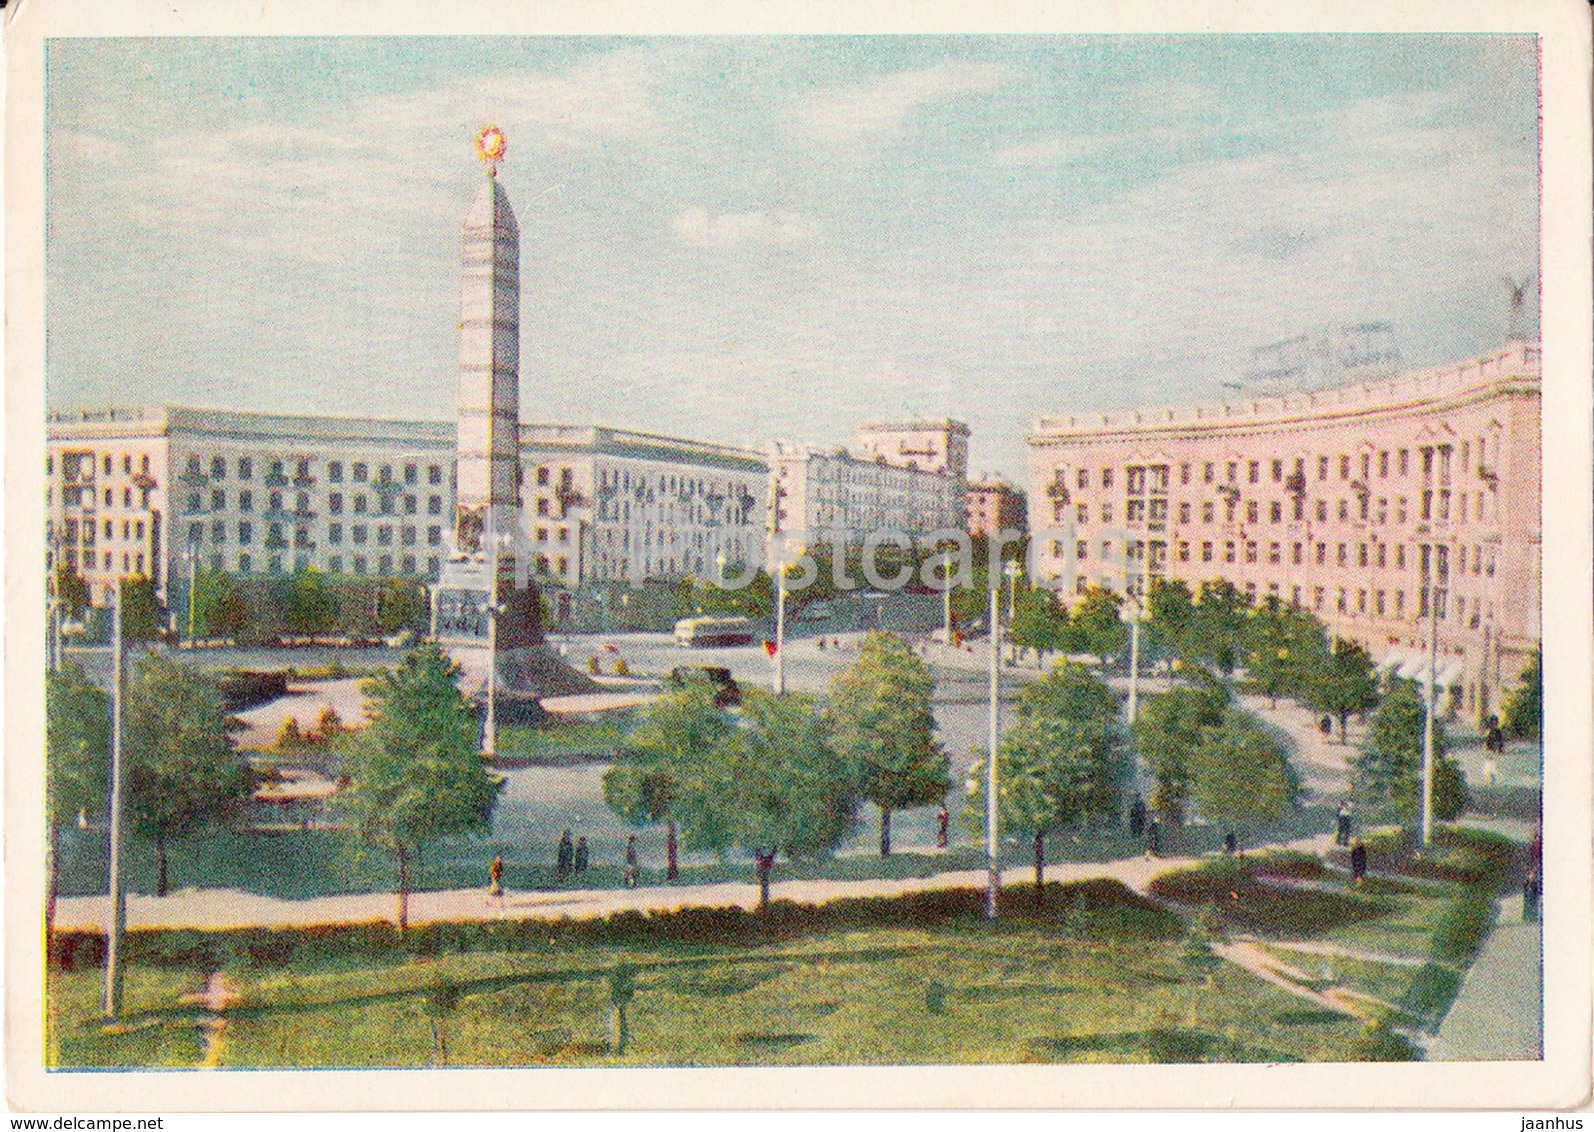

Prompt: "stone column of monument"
[433,128,592,714]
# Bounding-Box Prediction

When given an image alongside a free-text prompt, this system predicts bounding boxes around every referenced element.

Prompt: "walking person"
[1522,867,1540,922]
[624,835,640,888]
[574,835,590,877]
[1145,816,1162,859]
[1335,801,1352,847]
[556,829,574,883]
[936,803,950,850]
[1128,794,1148,841]
[486,853,505,906]
[1350,839,1367,883]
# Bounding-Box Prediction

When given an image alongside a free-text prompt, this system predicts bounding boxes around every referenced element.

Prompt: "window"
[329,493,343,515]
[238,521,252,545]
[1227,462,1238,483]
[1396,590,1405,615]
[1316,500,1327,521]
[353,462,368,483]
[210,456,225,479]
[1180,463,1191,485]
[211,520,226,544]
[1245,541,1257,564]
[402,527,417,547]
[1100,539,1113,559]
[1178,502,1191,523]
[239,553,252,574]
[1361,453,1371,482]
[428,495,442,515]
[1399,449,1409,476]
[328,461,343,483]
[1397,497,1407,524]
[1102,468,1114,489]
[1338,499,1349,521]
[1379,451,1389,478]
[404,495,417,515]
[1397,545,1406,570]
[1246,501,1258,523]
[1178,541,1190,562]
[1248,460,1259,484]
[352,555,367,575]
[1224,541,1236,564]
[329,523,342,545]
[1101,503,1113,522]
[1359,544,1369,567]
[1201,542,1213,562]
[379,494,394,516]
[428,526,442,546]
[428,465,442,486]
[402,555,417,575]
[1377,544,1386,568]
[1271,459,1283,482]
[536,466,550,486]
[1076,468,1088,490]
[1203,462,1214,484]
[354,494,368,514]
[1268,542,1280,564]
[1337,455,1348,480]
[211,489,225,511]
[1376,590,1386,616]
[1076,503,1088,524]
[297,491,310,513]
[1292,542,1303,565]
[1316,543,1326,565]
[1337,588,1348,613]
[238,457,253,480]
[404,463,417,485]
[1202,502,1214,523]
[537,498,550,516]
[353,525,368,546]
[1318,455,1329,480]
[1337,543,1348,566]
[379,465,393,484]
[1314,586,1325,610]
[377,525,393,547]
[328,556,342,574]
[270,491,283,512]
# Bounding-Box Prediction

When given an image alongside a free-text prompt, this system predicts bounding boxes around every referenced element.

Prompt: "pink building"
[1027,342,1541,721]
[967,477,1027,538]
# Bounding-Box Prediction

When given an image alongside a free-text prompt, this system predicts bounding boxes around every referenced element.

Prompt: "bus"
[673,616,757,648]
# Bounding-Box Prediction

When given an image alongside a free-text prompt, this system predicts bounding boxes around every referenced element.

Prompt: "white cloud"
[50,129,129,164]
[794,60,1007,143]
[993,134,1114,168]
[671,207,819,249]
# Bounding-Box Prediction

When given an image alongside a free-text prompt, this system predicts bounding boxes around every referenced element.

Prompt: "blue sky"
[45,35,1539,479]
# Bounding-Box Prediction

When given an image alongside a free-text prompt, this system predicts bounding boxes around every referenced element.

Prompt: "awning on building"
[1379,647,1466,688]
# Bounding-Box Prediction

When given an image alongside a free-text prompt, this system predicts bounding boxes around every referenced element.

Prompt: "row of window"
[1070,441,1495,495]
[48,452,154,480]
[183,489,446,518]
[184,520,447,549]
[1063,536,1495,577]
[1070,489,1488,528]
[182,453,447,488]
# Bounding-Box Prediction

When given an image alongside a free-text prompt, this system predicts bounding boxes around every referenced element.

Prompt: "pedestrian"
[1523,868,1540,922]
[556,829,574,882]
[936,803,950,849]
[574,835,589,876]
[1129,794,1148,840]
[1319,715,1332,738]
[488,853,504,904]
[1335,801,1352,847]
[1146,816,1162,859]
[624,834,640,888]
[1350,839,1367,883]
[1223,832,1238,856]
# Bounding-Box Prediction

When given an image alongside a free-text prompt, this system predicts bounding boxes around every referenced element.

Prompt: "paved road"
[1426,891,1543,1061]
[54,834,1339,933]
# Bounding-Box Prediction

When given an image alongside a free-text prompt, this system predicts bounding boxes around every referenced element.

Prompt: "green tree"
[192,568,250,641]
[1501,649,1541,742]
[670,689,857,911]
[1017,662,1120,726]
[603,680,733,880]
[123,653,254,896]
[965,710,1119,903]
[1355,678,1461,822]
[1306,637,1380,743]
[1010,588,1069,670]
[1066,585,1127,667]
[45,663,109,938]
[1188,709,1298,842]
[119,574,162,642]
[54,564,90,620]
[1133,679,1228,824]
[1145,577,1196,663]
[1187,579,1252,675]
[1244,599,1329,707]
[376,578,427,636]
[827,631,949,856]
[336,643,504,929]
[286,567,339,639]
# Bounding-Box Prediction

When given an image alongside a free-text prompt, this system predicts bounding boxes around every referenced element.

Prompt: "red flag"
[763,638,778,657]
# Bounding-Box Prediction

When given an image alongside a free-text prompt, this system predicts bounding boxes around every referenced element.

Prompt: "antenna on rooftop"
[1503,274,1535,343]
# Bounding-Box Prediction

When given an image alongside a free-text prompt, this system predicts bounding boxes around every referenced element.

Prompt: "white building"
[46,406,766,606]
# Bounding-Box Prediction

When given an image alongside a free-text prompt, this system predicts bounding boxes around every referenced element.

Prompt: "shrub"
[613,658,630,677]
[313,705,343,742]
[276,716,304,749]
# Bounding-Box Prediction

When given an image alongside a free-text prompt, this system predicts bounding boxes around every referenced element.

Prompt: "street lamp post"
[1125,561,1143,726]
[985,580,1001,920]
[184,543,199,648]
[1004,560,1021,665]
[774,562,788,696]
[101,588,126,1021]
[1421,553,1447,846]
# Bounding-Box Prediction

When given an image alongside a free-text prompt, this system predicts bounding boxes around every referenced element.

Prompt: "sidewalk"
[1426,891,1543,1061]
[51,834,1336,934]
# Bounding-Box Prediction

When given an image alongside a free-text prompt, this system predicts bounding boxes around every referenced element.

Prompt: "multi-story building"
[768,419,970,547]
[46,406,766,606]
[966,477,1028,538]
[1027,342,1541,720]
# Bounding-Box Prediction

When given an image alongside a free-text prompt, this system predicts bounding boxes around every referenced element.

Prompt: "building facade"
[46,407,766,605]
[768,420,970,548]
[1027,342,1541,719]
[966,477,1028,538]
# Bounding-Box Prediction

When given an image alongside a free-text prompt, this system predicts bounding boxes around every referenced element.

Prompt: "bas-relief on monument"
[431,127,593,710]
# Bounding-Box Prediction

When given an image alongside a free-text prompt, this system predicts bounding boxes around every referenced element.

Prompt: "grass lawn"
[49,881,1410,1068]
